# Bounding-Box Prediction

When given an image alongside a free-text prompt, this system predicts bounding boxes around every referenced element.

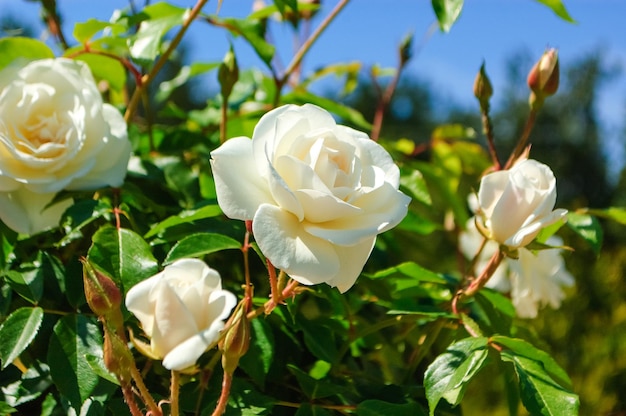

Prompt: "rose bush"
[210,104,411,292]
[0,58,131,234]
[125,258,237,371]
[476,158,567,249]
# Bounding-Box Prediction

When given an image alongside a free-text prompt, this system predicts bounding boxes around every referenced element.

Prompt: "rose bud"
[473,62,493,111]
[219,303,250,375]
[527,49,559,110]
[81,258,122,317]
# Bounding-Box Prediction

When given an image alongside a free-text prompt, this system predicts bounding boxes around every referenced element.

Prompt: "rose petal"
[327,237,377,293]
[210,137,275,220]
[162,320,225,371]
[0,188,71,234]
[253,203,339,285]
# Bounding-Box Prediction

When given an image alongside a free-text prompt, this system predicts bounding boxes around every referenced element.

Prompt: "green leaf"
[500,351,579,415]
[287,365,342,400]
[566,212,603,254]
[424,337,489,415]
[163,232,241,264]
[0,402,16,414]
[0,37,54,70]
[397,210,440,235]
[0,222,17,271]
[0,307,43,370]
[58,199,112,247]
[282,90,372,131]
[155,62,220,102]
[491,336,572,388]
[401,170,432,206]
[356,400,427,416]
[2,363,52,407]
[533,0,576,23]
[474,289,515,335]
[298,317,340,364]
[87,225,159,293]
[73,18,126,43]
[48,314,102,411]
[239,318,275,387]
[144,204,223,239]
[75,54,127,92]
[295,403,333,416]
[85,354,119,386]
[4,266,43,305]
[431,0,464,32]
[369,262,448,284]
[586,207,626,225]
[212,17,275,66]
[431,124,476,141]
[130,3,189,61]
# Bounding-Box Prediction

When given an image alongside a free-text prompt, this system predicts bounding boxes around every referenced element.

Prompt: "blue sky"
[1,0,625,174]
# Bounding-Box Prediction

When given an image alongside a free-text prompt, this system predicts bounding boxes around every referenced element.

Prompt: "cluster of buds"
[527,48,560,110]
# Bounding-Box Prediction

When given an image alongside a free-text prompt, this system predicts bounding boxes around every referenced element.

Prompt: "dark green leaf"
[287,365,341,400]
[533,0,576,23]
[164,232,241,264]
[357,400,427,416]
[474,289,515,335]
[85,354,119,386]
[48,314,102,411]
[87,225,158,293]
[431,0,464,32]
[397,210,440,235]
[566,212,602,255]
[144,205,223,239]
[4,266,42,305]
[0,37,54,70]
[130,3,189,61]
[2,364,52,407]
[239,318,274,387]
[491,336,572,388]
[424,337,489,415]
[59,199,112,247]
[0,307,43,370]
[297,318,340,364]
[295,403,333,416]
[0,222,17,271]
[500,351,579,415]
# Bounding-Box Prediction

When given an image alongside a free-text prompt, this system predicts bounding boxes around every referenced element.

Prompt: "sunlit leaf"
[424,337,489,415]
[87,225,158,293]
[164,232,241,264]
[0,307,43,370]
[431,0,464,32]
[0,37,54,70]
[75,54,127,92]
[73,18,126,43]
[566,212,602,255]
[155,62,220,103]
[130,3,190,61]
[369,261,448,284]
[586,207,626,225]
[533,0,576,23]
[401,169,432,206]
[144,204,223,239]
[209,16,275,66]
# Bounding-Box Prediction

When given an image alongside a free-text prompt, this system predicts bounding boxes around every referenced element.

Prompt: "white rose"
[0,58,131,234]
[508,238,574,319]
[125,258,237,371]
[476,159,567,248]
[210,104,410,293]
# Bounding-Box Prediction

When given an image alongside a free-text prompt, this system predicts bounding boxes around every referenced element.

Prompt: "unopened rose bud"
[527,49,559,110]
[219,47,239,99]
[219,303,250,375]
[473,62,493,111]
[81,258,122,317]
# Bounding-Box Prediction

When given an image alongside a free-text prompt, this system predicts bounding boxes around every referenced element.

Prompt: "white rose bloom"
[125,259,237,371]
[477,159,567,249]
[210,104,410,293]
[0,58,131,234]
[508,237,574,319]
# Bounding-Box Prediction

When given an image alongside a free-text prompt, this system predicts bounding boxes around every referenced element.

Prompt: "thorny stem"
[66,47,143,88]
[121,381,143,416]
[125,0,209,123]
[242,224,253,302]
[170,370,180,416]
[266,259,280,313]
[210,371,233,416]
[274,0,351,104]
[452,250,505,315]
[276,401,357,411]
[504,109,537,169]
[130,362,162,415]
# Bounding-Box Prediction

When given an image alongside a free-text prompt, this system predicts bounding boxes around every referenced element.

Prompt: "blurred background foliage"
[0,1,625,414]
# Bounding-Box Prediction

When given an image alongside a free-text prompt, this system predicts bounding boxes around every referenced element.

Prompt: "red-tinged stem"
[504,109,537,169]
[210,371,233,416]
